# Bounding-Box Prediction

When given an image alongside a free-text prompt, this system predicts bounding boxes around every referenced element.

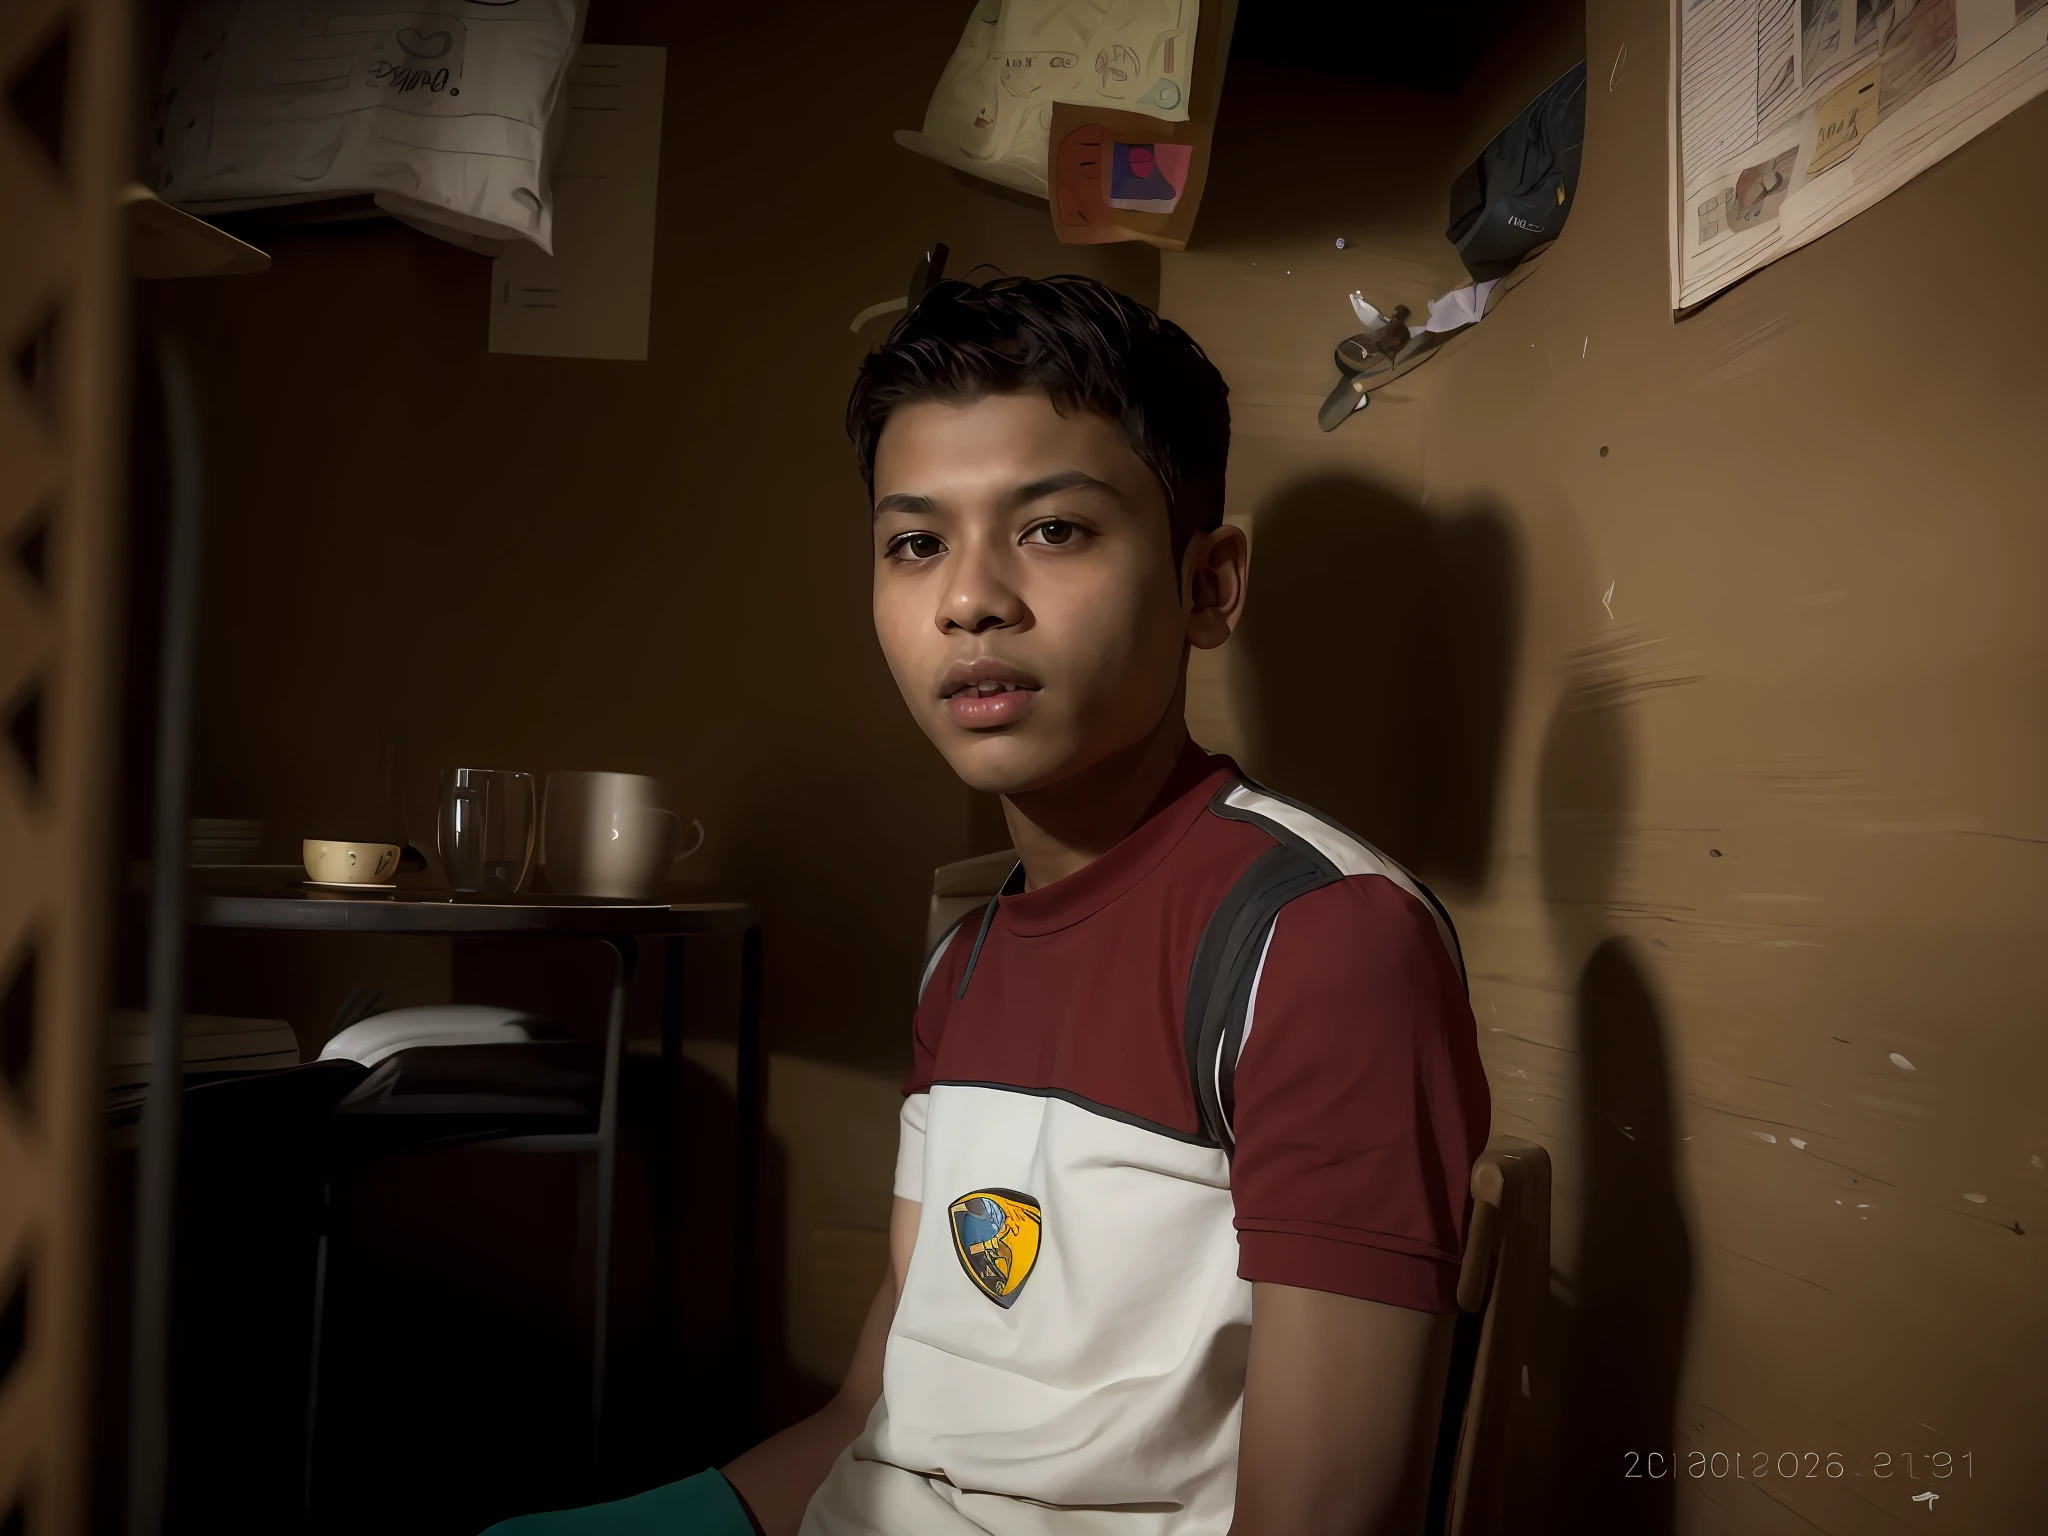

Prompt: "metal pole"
[590,936,636,1468]
[302,1181,332,1523]
[127,340,204,1536]
[653,937,686,1373]
[734,924,763,1443]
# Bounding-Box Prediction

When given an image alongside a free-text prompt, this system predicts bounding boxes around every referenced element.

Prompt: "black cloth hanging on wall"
[1446,61,1588,282]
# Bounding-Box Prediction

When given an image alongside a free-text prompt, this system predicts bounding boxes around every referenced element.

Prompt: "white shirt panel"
[894,1092,929,1205]
[803,1084,1249,1536]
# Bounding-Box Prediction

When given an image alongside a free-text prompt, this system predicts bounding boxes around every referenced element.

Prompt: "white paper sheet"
[1423,279,1500,333]
[1671,0,2048,308]
[998,0,1200,119]
[489,44,666,361]
[1350,279,1500,339]
[898,0,1200,196]
[157,0,585,251]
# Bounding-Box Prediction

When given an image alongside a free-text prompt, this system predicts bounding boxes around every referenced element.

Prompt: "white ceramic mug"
[540,772,705,900]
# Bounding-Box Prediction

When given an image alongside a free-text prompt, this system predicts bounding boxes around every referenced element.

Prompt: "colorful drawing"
[949,1189,1043,1308]
[1055,121,1109,228]
[1725,147,1798,230]
[1108,141,1192,212]
[1807,59,1881,175]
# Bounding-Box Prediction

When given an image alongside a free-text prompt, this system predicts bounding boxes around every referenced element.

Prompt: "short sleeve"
[894,1093,929,1203]
[1227,875,1492,1313]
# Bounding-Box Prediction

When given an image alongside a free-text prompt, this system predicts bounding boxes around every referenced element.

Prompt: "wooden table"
[191,888,764,1475]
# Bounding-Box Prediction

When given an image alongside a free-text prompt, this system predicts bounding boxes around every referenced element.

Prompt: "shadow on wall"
[1231,474,1521,897]
[1234,475,1692,1532]
[1520,676,1695,1535]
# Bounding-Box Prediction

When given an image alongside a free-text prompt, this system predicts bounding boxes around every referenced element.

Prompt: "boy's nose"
[938,549,1026,634]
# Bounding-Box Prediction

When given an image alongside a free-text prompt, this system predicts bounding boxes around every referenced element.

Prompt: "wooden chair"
[1425,1137,1554,1536]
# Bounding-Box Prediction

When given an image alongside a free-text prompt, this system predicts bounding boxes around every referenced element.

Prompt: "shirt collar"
[998,738,1237,938]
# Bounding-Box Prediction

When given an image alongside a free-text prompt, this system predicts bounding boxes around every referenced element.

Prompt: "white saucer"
[303,880,397,892]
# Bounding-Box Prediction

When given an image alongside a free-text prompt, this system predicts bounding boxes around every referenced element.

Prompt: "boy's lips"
[940,658,1042,730]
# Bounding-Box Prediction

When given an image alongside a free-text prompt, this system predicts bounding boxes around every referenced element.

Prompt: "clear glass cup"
[437,768,537,894]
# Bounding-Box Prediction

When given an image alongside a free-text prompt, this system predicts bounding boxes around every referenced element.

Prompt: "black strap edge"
[1183,838,1337,1154]
[917,912,974,1005]
[1212,775,1468,989]
[953,861,1025,1001]
[928,1079,1219,1149]
[1208,776,1344,878]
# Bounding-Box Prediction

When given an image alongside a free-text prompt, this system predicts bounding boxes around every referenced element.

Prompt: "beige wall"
[152,1,1153,1069]
[143,0,1152,1426]
[144,0,2048,1518]
[1172,0,2048,1530]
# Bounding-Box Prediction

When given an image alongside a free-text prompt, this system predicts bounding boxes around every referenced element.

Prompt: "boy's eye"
[887,532,946,561]
[1023,519,1079,547]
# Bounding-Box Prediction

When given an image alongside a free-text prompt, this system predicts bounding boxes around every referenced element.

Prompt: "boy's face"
[870,390,1197,797]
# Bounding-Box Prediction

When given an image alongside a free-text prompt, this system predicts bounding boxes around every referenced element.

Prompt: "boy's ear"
[1184,523,1249,651]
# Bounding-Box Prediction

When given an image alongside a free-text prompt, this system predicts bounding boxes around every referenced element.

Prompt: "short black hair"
[847,275,1231,561]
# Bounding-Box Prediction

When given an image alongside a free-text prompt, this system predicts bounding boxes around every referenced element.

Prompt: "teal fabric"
[480,1469,755,1534]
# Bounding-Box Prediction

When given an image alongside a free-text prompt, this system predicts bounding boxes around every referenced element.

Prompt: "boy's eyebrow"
[1009,469,1126,507]
[871,470,1124,520]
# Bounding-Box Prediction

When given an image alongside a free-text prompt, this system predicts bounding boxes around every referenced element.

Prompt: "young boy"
[488,277,1490,1536]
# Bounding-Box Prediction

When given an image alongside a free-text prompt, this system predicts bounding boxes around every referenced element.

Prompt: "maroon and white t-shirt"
[802,743,1492,1536]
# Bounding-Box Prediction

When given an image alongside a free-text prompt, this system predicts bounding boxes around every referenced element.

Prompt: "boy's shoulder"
[1196,776,1465,982]
[904,758,1481,1158]
[916,759,1463,1018]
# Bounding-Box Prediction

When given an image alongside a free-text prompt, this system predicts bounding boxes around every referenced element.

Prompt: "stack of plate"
[188,817,261,866]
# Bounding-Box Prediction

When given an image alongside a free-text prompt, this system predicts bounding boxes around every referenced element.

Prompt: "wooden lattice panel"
[0,0,128,1529]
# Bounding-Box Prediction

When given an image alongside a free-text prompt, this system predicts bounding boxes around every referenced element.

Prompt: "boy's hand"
[1228,1282,1456,1536]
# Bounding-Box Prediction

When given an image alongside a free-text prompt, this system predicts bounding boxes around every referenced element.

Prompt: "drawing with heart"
[397,27,453,59]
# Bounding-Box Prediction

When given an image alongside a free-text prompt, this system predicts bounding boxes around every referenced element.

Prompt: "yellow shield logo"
[948,1188,1042,1308]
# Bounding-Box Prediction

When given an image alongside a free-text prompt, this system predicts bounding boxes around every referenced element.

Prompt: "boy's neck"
[1000,706,1192,891]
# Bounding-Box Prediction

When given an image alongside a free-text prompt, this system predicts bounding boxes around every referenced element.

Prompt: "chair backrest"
[1426,1136,1553,1536]
[927,849,1019,953]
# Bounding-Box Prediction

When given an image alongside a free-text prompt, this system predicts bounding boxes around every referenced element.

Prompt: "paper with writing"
[489,45,666,361]
[1671,0,2048,308]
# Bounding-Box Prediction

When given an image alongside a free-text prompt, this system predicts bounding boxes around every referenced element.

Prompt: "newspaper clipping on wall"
[1671,0,2048,308]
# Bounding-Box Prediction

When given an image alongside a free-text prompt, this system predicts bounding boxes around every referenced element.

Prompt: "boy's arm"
[1228,1282,1455,1536]
[1221,876,1490,1535]
[720,1195,920,1536]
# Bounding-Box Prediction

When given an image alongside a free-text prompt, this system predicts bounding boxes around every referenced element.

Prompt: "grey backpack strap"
[916,913,974,1005]
[1184,777,1466,1155]
[1183,841,1341,1154]
[918,860,1025,1006]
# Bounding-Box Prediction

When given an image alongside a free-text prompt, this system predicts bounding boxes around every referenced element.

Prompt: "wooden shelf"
[122,184,270,279]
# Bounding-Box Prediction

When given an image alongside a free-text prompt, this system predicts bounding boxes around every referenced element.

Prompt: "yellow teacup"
[303,838,401,885]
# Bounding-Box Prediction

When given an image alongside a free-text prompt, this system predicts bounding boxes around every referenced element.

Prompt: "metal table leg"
[653,938,687,1371]
[734,924,763,1442]
[590,935,637,1465]
[302,1179,332,1522]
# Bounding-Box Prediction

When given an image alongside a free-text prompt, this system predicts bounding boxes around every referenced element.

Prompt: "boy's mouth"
[940,660,1043,729]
